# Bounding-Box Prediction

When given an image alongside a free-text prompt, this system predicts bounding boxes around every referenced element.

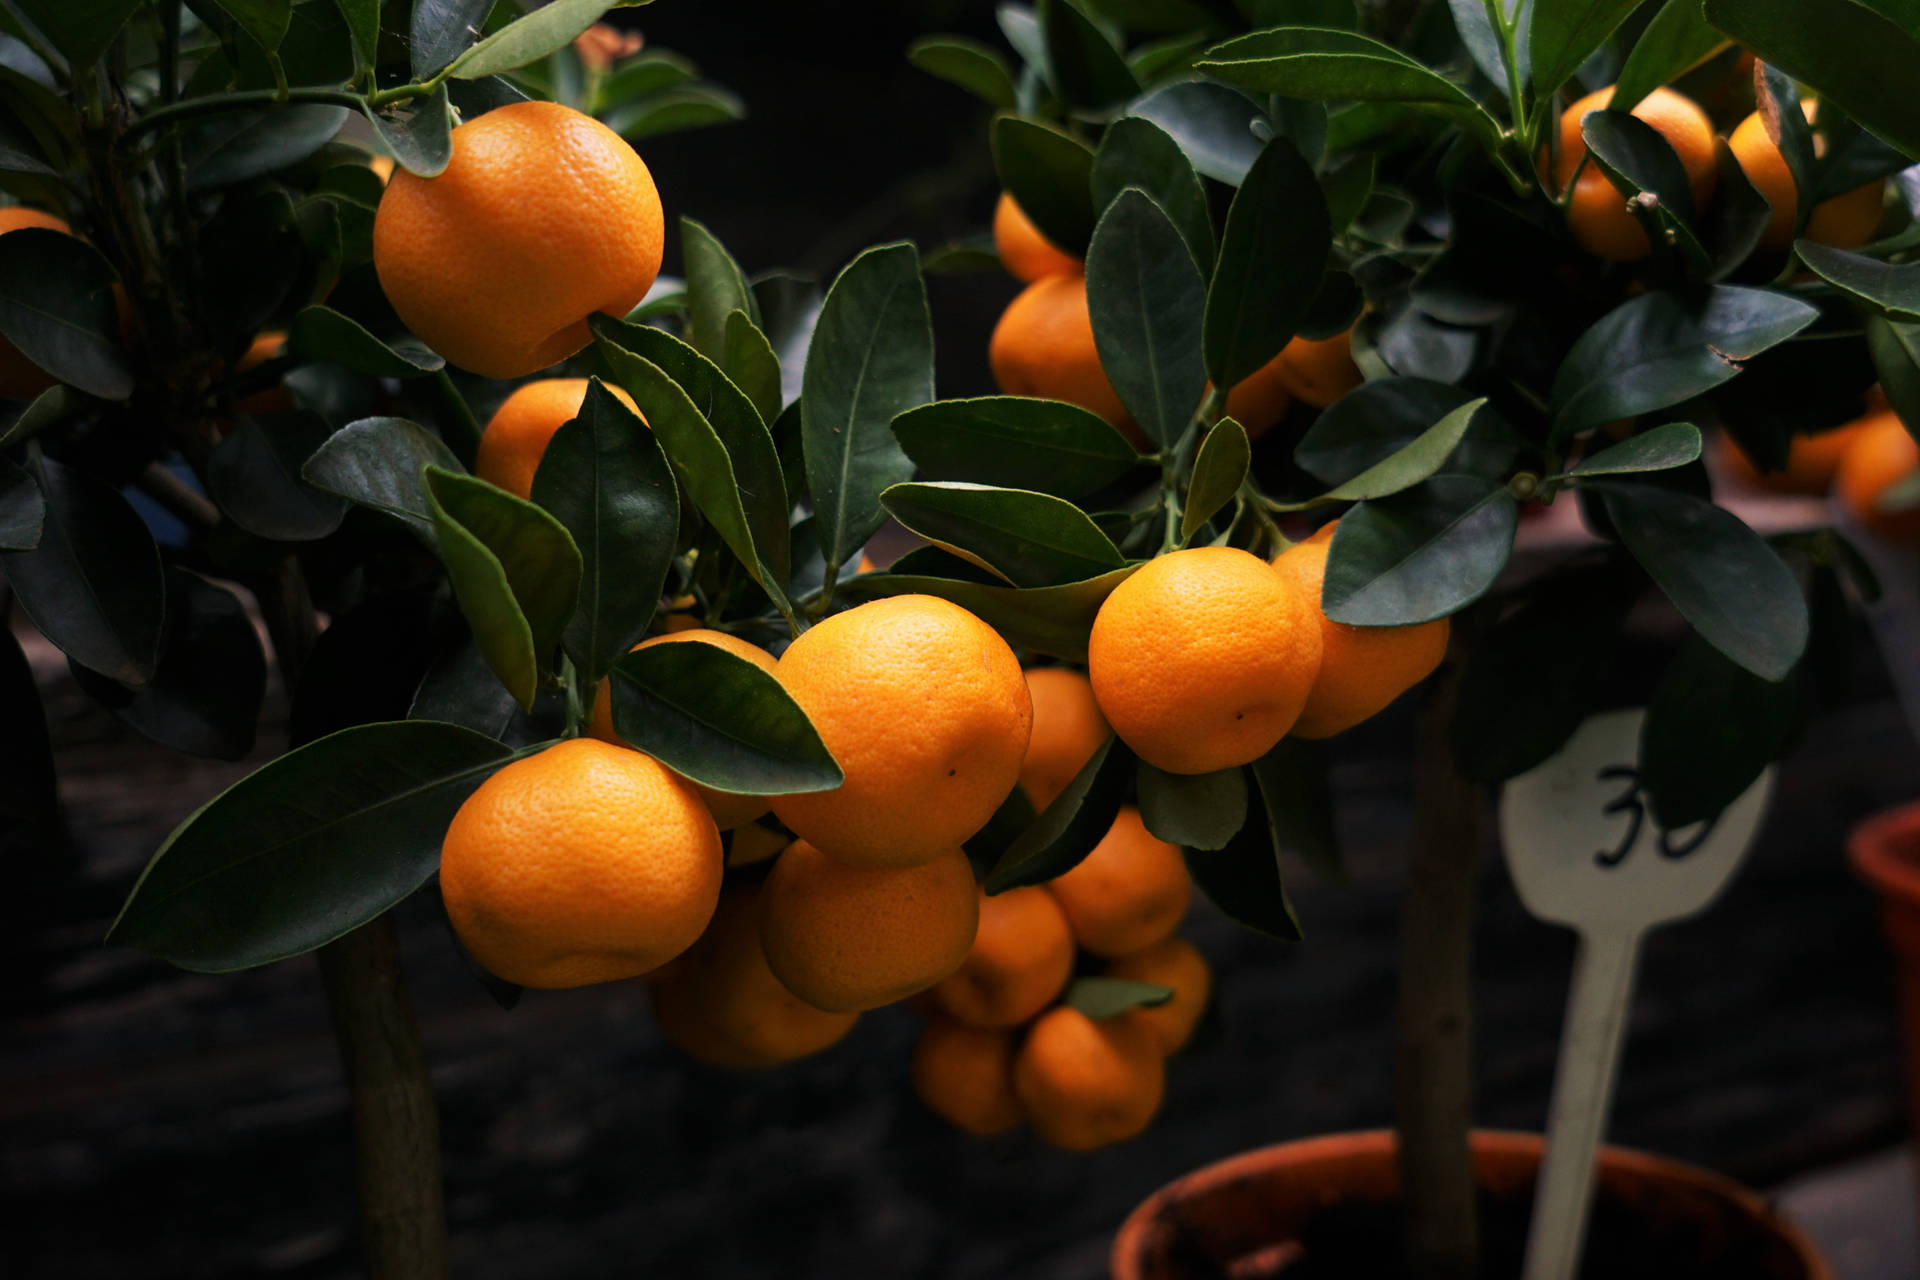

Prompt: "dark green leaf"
[14,0,138,68]
[0,456,42,549]
[1526,0,1642,102]
[1125,79,1265,185]
[1708,140,1773,281]
[424,466,582,708]
[185,105,351,192]
[1639,632,1797,827]
[1182,418,1247,542]
[991,115,1098,255]
[3,454,163,683]
[1866,315,1920,435]
[842,565,1140,662]
[1596,480,1808,681]
[985,734,1135,893]
[681,216,759,363]
[1613,0,1727,114]
[602,86,745,142]
[210,0,291,53]
[1314,399,1487,503]
[301,415,463,546]
[410,636,526,741]
[753,273,823,409]
[450,0,650,80]
[0,228,131,400]
[1321,475,1518,626]
[208,413,348,541]
[1564,422,1703,478]
[1093,116,1215,270]
[593,48,698,103]
[1184,788,1303,941]
[367,84,451,179]
[908,34,1017,108]
[1040,0,1139,109]
[1295,377,1516,484]
[1249,739,1341,884]
[880,481,1126,588]
[1446,0,1507,87]
[107,721,518,970]
[411,0,490,76]
[530,379,679,681]
[1137,759,1246,850]
[1064,976,1173,1017]
[0,384,79,451]
[1549,287,1820,441]
[801,242,934,570]
[1581,109,1709,268]
[1320,152,1375,235]
[609,641,842,794]
[335,0,378,64]
[723,309,783,424]
[892,395,1140,501]
[1798,241,1920,322]
[1088,188,1207,448]
[964,784,1039,866]
[289,304,444,376]
[1204,137,1329,389]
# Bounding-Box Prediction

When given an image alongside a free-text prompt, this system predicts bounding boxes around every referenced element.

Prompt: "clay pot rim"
[1848,800,1920,902]
[1109,1128,1828,1280]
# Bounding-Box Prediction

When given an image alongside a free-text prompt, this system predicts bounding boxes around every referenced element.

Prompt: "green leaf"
[107,721,517,971]
[842,564,1140,662]
[1612,0,1727,114]
[1321,475,1518,626]
[301,415,463,547]
[1564,422,1703,478]
[1137,760,1246,850]
[891,395,1141,501]
[210,0,291,53]
[1182,418,1248,542]
[1064,976,1174,1017]
[1312,399,1487,503]
[1866,315,1920,435]
[411,0,491,76]
[594,48,698,104]
[1797,242,1920,322]
[208,413,349,541]
[1125,79,1265,185]
[1184,785,1303,941]
[1704,0,1920,158]
[1708,140,1774,281]
[1319,152,1375,236]
[723,309,783,423]
[1248,739,1342,884]
[602,85,745,142]
[0,385,79,452]
[1548,287,1820,441]
[1093,115,1215,271]
[1197,27,1502,153]
[880,481,1127,588]
[184,105,351,192]
[2,454,164,684]
[424,466,582,708]
[529,379,678,682]
[908,33,1017,108]
[1295,377,1513,484]
[1526,0,1642,102]
[801,242,934,571]
[13,0,139,68]
[1040,0,1139,109]
[450,0,651,81]
[985,734,1135,893]
[335,0,378,64]
[410,637,524,740]
[1446,0,1508,87]
[608,641,842,795]
[0,228,131,400]
[289,304,444,377]
[1087,188,1207,449]
[1579,110,1711,270]
[964,784,1040,866]
[0,455,42,550]
[1639,632,1797,828]
[681,216,759,363]
[1204,136,1330,390]
[991,115,1099,255]
[1595,480,1808,681]
[366,84,452,179]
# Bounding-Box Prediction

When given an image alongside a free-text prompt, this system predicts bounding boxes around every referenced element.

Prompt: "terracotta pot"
[1111,1129,1827,1280]
[1848,800,1920,1226]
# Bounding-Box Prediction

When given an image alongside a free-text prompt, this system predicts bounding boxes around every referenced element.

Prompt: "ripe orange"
[232,330,293,416]
[1220,353,1296,440]
[1088,547,1322,774]
[931,885,1075,1028]
[1715,421,1866,495]
[989,273,1137,441]
[1105,935,1212,1056]
[912,1016,1024,1136]
[770,595,1032,868]
[0,208,72,399]
[993,192,1081,283]
[589,628,777,831]
[1047,806,1190,958]
[1836,411,1920,544]
[1552,86,1718,262]
[1270,525,1449,738]
[439,738,722,988]
[373,101,664,378]
[759,840,980,1012]
[1013,1006,1166,1150]
[475,377,643,501]
[1020,667,1110,812]
[1729,103,1885,252]
[1273,330,1363,409]
[649,883,859,1069]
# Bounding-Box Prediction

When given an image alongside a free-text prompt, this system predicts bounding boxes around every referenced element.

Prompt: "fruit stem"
[562,655,586,738]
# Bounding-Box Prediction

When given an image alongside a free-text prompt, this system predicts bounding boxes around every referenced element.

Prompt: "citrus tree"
[5,0,1920,1277]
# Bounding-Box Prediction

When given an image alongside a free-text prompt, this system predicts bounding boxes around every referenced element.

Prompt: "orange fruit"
[0,208,72,399]
[368,153,395,184]
[649,883,858,1069]
[1836,411,1920,544]
[1106,935,1212,1056]
[589,628,777,831]
[1088,547,1322,774]
[1047,806,1189,958]
[989,273,1137,441]
[1729,103,1885,252]
[1270,525,1450,739]
[1715,421,1866,495]
[727,819,790,868]
[372,101,664,378]
[1013,1005,1166,1150]
[233,330,293,416]
[931,885,1075,1029]
[912,1016,1024,1136]
[475,377,643,501]
[1552,86,1718,262]
[758,840,980,1012]
[1273,330,1363,409]
[993,192,1081,283]
[770,595,1032,868]
[1220,353,1296,439]
[1020,667,1110,812]
[439,738,722,988]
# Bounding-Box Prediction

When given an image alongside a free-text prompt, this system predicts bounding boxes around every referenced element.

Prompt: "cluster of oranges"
[1718,395,1920,545]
